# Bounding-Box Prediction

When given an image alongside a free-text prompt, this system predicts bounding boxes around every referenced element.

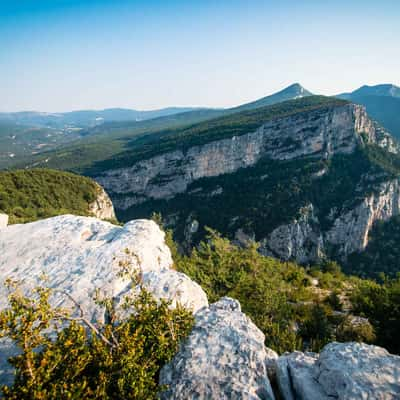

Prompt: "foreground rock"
[276,342,400,400]
[160,297,277,400]
[0,215,208,386]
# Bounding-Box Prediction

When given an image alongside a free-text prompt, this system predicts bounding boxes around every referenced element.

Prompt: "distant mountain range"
[337,84,400,138]
[2,82,399,172]
[0,83,313,130]
[0,83,315,170]
[0,107,205,129]
[339,84,400,99]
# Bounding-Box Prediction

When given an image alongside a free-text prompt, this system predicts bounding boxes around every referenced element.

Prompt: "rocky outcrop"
[0,215,208,317]
[261,204,324,263]
[263,179,400,263]
[160,300,400,400]
[96,104,377,209]
[0,213,8,229]
[160,297,277,400]
[276,342,400,400]
[0,215,208,386]
[326,179,400,256]
[373,122,399,154]
[89,183,116,220]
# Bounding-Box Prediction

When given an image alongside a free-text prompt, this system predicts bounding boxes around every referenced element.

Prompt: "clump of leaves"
[0,272,193,399]
[351,275,400,354]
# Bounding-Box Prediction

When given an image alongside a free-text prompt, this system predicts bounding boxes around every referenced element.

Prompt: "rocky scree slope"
[94,96,400,268]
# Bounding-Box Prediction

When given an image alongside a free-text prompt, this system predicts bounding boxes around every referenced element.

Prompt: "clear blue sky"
[1,0,399,112]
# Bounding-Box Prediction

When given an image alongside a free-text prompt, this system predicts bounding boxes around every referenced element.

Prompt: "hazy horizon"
[1,0,399,113]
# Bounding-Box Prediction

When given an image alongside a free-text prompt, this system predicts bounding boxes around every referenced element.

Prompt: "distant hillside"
[339,84,400,99]
[86,96,346,174]
[14,83,318,173]
[0,122,84,170]
[0,107,205,129]
[338,84,400,139]
[0,169,111,224]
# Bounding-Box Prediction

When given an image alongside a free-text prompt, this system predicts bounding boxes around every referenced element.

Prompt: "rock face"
[160,297,277,400]
[261,204,324,263]
[0,215,208,386]
[93,102,400,265]
[326,179,400,255]
[89,183,116,220]
[264,179,400,263]
[0,213,8,229]
[276,342,400,400]
[96,104,379,210]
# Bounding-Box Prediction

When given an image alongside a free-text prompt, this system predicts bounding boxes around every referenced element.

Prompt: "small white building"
[0,213,8,229]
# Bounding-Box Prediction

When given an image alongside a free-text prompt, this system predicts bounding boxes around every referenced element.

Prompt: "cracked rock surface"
[160,297,277,400]
[276,342,400,400]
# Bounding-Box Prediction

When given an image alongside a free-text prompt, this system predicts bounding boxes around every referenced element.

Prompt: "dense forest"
[0,169,99,223]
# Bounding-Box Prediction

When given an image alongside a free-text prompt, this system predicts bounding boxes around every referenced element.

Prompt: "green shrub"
[176,230,346,353]
[0,277,193,399]
[336,316,376,343]
[351,276,400,354]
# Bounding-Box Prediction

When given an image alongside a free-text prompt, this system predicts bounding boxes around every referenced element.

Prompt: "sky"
[1,0,399,112]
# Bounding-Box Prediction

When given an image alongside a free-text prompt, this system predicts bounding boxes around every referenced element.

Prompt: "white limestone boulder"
[0,214,208,386]
[159,297,277,400]
[276,342,400,400]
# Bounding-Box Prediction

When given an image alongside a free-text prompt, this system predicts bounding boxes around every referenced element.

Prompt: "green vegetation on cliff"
[0,169,99,224]
[122,146,395,251]
[85,96,347,174]
[21,96,347,175]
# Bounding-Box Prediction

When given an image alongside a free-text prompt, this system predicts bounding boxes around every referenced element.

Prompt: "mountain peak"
[231,83,313,112]
[351,83,400,98]
[278,83,312,97]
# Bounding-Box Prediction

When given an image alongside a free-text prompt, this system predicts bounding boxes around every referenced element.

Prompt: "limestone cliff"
[89,183,116,220]
[96,104,386,210]
[263,179,400,263]
[94,102,400,265]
